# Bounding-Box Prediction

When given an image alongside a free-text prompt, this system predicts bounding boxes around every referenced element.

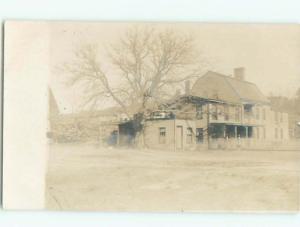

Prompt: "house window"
[159,127,166,144]
[211,104,218,120]
[224,106,229,121]
[280,113,283,123]
[235,107,240,122]
[244,104,253,113]
[275,112,278,123]
[275,128,278,139]
[280,128,283,139]
[186,127,193,144]
[218,105,223,118]
[196,105,203,119]
[256,107,260,120]
[257,127,260,139]
[263,127,266,139]
[262,108,266,120]
[196,128,204,144]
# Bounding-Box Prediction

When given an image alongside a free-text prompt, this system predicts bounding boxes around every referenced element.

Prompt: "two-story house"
[141,68,289,150]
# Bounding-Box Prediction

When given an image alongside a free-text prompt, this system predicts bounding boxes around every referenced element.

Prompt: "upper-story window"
[217,105,223,119]
[244,104,253,113]
[224,105,229,121]
[235,107,240,122]
[196,104,203,120]
[256,107,260,120]
[211,104,218,120]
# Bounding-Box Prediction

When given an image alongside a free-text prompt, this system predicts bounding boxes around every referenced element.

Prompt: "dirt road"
[46,144,300,212]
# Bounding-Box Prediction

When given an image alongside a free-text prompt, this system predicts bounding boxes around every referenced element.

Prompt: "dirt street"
[46,144,300,212]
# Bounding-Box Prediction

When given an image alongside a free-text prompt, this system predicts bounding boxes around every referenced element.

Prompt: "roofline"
[163,95,244,106]
[197,70,269,104]
[241,99,270,105]
[205,70,257,86]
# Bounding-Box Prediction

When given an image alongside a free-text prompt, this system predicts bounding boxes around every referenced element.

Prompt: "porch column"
[234,126,237,138]
[234,126,238,149]
[245,126,250,147]
[224,125,228,149]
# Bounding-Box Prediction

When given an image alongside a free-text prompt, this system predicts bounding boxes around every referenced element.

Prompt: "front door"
[176,126,183,150]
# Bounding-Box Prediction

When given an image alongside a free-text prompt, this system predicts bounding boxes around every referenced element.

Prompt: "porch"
[208,123,254,149]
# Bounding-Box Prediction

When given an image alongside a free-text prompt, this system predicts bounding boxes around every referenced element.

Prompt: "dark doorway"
[248,126,253,138]
[237,126,246,138]
[225,125,236,138]
[196,128,204,144]
[210,124,225,139]
[176,126,183,149]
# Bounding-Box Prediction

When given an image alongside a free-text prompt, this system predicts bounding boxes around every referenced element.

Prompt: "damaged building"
[128,68,289,150]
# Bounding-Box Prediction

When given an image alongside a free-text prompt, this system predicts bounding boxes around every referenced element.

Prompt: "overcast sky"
[49,22,300,113]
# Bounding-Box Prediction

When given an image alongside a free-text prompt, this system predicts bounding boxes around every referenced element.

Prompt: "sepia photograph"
[4,22,300,211]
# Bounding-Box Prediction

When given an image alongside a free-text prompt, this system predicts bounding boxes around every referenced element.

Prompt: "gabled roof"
[191,71,270,104]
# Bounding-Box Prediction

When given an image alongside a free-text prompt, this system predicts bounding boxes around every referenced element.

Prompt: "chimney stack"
[185,80,190,95]
[234,67,245,81]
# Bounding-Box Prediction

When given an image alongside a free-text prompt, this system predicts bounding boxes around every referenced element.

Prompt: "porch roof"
[209,122,262,127]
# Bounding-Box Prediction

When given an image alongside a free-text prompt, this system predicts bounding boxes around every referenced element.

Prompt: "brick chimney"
[234,67,245,81]
[185,80,190,95]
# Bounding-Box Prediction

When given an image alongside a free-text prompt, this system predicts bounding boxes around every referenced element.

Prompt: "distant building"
[268,95,300,139]
[137,68,289,150]
[48,88,120,143]
[288,113,300,139]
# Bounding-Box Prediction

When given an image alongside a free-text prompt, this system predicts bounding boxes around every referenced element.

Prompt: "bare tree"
[63,26,209,143]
